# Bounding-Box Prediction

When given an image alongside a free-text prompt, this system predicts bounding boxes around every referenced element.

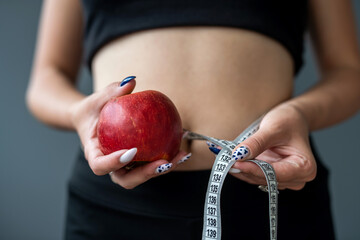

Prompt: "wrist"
[67,97,86,131]
[275,101,312,132]
[276,101,311,133]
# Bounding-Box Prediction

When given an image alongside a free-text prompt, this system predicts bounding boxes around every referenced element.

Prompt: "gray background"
[1,1,360,239]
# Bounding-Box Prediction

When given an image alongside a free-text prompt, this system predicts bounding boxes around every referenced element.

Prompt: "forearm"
[26,67,85,130]
[286,66,360,131]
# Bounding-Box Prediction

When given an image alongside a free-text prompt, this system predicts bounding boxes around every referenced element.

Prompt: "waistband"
[68,136,329,218]
[68,149,273,218]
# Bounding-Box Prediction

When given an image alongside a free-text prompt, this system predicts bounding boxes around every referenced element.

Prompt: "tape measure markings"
[202,149,235,239]
[185,115,278,240]
[249,159,278,240]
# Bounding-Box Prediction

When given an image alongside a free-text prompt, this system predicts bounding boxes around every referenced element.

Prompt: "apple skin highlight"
[97,90,183,162]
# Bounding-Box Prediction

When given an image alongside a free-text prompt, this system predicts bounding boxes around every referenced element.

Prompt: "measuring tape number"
[185,116,278,240]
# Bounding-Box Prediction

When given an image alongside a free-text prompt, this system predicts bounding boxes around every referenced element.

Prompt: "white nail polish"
[178,153,192,164]
[120,148,137,163]
[182,131,189,139]
[229,168,241,174]
[109,171,116,183]
[155,163,172,174]
[231,146,250,161]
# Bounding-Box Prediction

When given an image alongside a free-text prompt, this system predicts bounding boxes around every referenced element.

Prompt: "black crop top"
[82,0,308,74]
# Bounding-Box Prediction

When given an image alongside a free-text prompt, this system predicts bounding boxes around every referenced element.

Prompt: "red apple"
[97,90,183,162]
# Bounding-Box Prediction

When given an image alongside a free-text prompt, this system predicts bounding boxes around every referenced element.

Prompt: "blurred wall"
[0,1,359,239]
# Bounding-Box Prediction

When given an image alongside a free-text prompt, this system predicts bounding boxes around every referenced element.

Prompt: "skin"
[27,0,360,190]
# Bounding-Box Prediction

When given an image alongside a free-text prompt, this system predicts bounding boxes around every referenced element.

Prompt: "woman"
[26,0,360,239]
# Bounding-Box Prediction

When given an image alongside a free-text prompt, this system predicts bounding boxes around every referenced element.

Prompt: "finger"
[85,138,138,175]
[182,131,189,139]
[231,128,275,161]
[270,156,317,183]
[232,161,266,179]
[233,158,305,183]
[229,169,268,185]
[206,141,220,149]
[110,151,191,189]
[257,181,305,191]
[278,182,306,191]
[90,76,136,111]
[110,159,172,189]
[209,147,221,155]
[206,141,222,155]
[232,158,313,190]
[88,148,135,175]
[172,151,192,165]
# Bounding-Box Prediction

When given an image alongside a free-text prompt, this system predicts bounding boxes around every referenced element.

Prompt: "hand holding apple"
[70,76,190,189]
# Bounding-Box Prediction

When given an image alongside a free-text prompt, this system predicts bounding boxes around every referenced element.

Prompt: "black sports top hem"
[82,0,308,75]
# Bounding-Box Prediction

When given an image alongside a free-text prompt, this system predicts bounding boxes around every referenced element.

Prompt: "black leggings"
[65,191,203,240]
[64,149,335,240]
[65,162,334,240]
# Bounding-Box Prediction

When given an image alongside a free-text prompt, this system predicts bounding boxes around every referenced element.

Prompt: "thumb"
[92,76,136,110]
[231,129,272,161]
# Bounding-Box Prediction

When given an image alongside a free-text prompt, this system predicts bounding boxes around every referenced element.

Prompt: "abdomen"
[92,26,295,170]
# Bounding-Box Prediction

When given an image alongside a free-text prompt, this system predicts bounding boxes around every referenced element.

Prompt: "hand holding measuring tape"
[207,104,317,191]
[184,115,279,240]
[185,103,317,239]
[229,104,317,191]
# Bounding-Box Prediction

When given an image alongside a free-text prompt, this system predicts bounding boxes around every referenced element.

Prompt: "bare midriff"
[92,26,294,171]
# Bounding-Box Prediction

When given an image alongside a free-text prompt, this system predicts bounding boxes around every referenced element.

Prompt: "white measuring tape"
[184,116,278,240]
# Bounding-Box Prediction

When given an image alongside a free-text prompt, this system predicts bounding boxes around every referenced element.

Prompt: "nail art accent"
[119,148,137,163]
[120,76,136,87]
[231,146,250,161]
[155,163,172,174]
[206,141,218,148]
[229,168,241,174]
[209,147,221,155]
[178,153,192,164]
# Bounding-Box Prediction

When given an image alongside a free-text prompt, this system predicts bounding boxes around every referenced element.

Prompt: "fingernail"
[155,163,172,174]
[178,153,192,164]
[209,147,220,155]
[182,131,189,139]
[231,146,250,161]
[229,168,241,174]
[120,76,136,87]
[206,141,217,148]
[258,185,269,192]
[109,171,116,183]
[120,148,137,163]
